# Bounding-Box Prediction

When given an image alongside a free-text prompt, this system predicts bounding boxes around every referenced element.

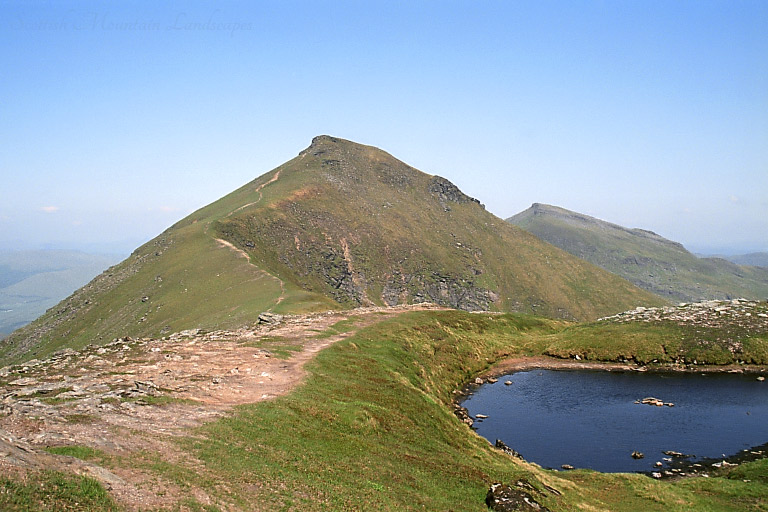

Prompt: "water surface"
[461,369,768,473]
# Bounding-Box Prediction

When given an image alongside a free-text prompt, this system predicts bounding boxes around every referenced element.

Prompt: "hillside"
[1,307,765,511]
[0,251,121,339]
[508,203,768,302]
[718,252,768,268]
[1,137,662,363]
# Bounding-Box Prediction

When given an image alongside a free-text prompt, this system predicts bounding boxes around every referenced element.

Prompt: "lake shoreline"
[454,355,768,479]
[480,355,768,380]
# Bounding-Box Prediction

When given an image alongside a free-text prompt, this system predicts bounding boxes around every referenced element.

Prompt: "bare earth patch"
[0,303,444,510]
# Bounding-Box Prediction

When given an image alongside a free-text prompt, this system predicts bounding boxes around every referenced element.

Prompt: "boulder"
[453,405,473,427]
[258,312,283,325]
[494,439,523,459]
[485,483,550,511]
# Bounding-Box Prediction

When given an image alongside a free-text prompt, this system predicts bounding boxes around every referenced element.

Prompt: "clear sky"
[2,1,766,256]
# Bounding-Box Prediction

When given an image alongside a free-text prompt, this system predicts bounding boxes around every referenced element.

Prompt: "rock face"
[485,481,551,511]
[428,176,483,211]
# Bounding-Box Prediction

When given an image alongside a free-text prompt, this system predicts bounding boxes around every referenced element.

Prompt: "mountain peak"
[310,134,341,146]
[507,203,768,302]
[3,139,663,362]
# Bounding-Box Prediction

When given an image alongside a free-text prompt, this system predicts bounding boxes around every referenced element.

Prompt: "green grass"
[188,310,767,510]
[123,394,200,406]
[0,471,119,512]
[311,317,361,339]
[2,136,664,366]
[241,335,304,359]
[543,320,768,366]
[2,309,766,510]
[508,203,768,302]
[44,445,110,464]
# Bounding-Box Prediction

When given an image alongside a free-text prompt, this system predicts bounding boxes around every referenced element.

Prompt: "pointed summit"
[3,137,662,363]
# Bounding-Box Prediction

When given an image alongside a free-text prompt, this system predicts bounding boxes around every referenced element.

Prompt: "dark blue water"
[461,370,768,473]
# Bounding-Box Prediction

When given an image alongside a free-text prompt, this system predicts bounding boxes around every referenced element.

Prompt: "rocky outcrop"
[380,270,498,311]
[428,176,483,211]
[485,481,551,511]
[599,299,768,328]
[453,404,473,427]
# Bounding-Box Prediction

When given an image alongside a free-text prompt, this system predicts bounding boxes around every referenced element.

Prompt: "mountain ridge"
[508,203,768,302]
[2,137,663,363]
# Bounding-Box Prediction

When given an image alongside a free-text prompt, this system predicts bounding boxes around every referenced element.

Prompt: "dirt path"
[0,303,444,510]
[226,169,281,217]
[212,169,287,309]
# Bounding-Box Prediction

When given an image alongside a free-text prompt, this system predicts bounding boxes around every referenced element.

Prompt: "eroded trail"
[0,303,443,510]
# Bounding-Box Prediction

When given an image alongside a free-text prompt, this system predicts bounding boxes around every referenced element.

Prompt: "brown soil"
[0,303,444,511]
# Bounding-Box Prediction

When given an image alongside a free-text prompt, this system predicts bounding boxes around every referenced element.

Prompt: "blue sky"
[2,0,766,255]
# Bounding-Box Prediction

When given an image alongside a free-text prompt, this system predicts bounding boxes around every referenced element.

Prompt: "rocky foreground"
[600,299,768,330]
[0,304,442,510]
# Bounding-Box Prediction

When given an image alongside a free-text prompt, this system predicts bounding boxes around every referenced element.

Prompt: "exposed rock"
[663,450,693,458]
[631,451,644,459]
[453,404,474,427]
[494,439,524,459]
[428,176,482,208]
[636,397,674,407]
[486,482,550,511]
[258,312,283,325]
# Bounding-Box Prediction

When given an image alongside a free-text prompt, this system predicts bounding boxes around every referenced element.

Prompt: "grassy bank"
[0,471,119,512]
[3,309,766,510]
[189,310,767,510]
[543,319,768,366]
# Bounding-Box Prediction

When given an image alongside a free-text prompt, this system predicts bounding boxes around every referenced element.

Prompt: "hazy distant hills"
[717,252,768,268]
[2,136,662,363]
[508,203,768,302]
[0,251,120,339]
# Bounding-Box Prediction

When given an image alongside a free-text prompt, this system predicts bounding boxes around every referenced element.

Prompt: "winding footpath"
[0,304,443,510]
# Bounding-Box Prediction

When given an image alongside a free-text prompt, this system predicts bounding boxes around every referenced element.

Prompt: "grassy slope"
[0,169,337,364]
[544,320,768,366]
[508,204,768,302]
[3,310,765,510]
[0,471,119,512]
[1,138,663,364]
[213,136,663,319]
[181,310,766,511]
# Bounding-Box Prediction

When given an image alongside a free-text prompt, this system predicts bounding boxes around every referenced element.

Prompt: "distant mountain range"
[508,203,768,302]
[2,136,662,363]
[0,250,121,339]
[710,252,768,268]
